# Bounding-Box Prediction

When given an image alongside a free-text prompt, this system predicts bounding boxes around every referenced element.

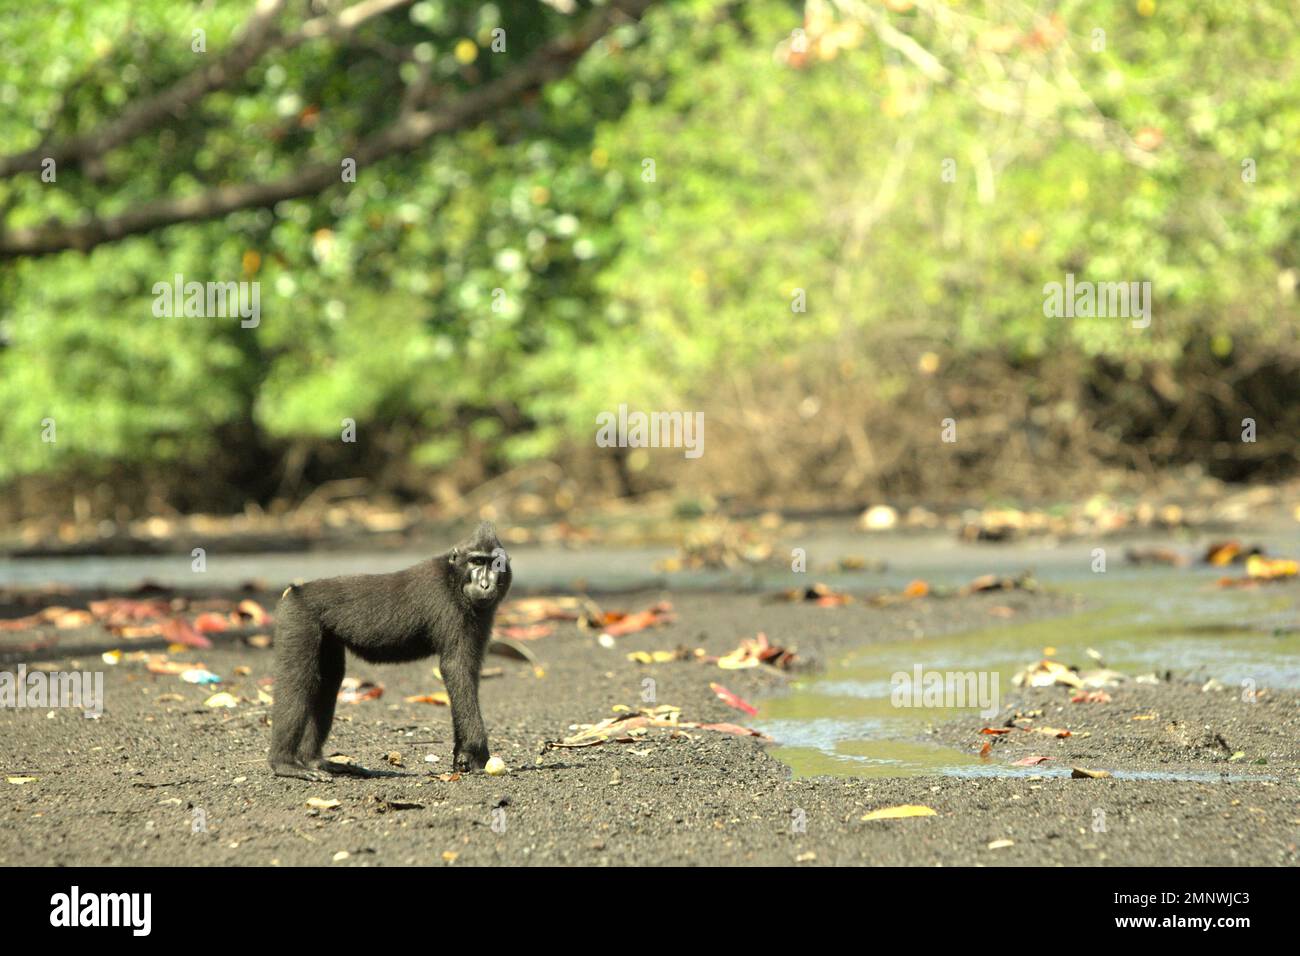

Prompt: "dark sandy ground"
[1,586,1296,867]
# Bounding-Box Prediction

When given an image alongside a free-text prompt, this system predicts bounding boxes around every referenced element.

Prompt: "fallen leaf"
[599,601,676,637]
[307,797,341,810]
[1071,690,1112,704]
[709,681,759,716]
[1071,767,1112,779]
[861,805,937,821]
[404,692,450,706]
[203,692,239,708]
[987,839,1015,850]
[337,678,383,703]
[7,776,37,785]
[1011,755,1052,766]
[1247,555,1298,580]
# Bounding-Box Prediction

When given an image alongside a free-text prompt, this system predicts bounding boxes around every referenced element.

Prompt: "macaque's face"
[450,524,512,607]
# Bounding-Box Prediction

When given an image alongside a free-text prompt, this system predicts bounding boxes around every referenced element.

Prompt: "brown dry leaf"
[774,582,852,607]
[978,741,992,757]
[959,572,1036,596]
[1071,767,1112,779]
[902,579,929,598]
[714,632,796,670]
[980,727,1011,735]
[1203,541,1243,566]
[861,805,937,821]
[1013,658,1083,689]
[1032,727,1075,738]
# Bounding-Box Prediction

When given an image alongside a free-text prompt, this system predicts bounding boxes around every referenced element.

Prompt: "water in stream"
[758,562,1300,780]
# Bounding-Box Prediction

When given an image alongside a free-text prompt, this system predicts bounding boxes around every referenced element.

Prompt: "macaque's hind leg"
[302,637,372,776]
[270,591,333,782]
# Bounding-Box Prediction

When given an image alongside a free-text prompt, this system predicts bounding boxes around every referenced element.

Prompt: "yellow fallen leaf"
[306,797,341,810]
[861,804,937,821]
[987,839,1015,850]
[442,850,459,863]
[1247,554,1298,580]
[204,692,239,708]
[7,776,37,785]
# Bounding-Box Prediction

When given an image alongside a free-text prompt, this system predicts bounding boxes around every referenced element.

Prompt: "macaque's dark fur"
[270,521,511,781]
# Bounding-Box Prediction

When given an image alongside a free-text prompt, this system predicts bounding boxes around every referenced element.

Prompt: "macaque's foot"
[453,742,489,772]
[272,761,333,782]
[315,757,374,778]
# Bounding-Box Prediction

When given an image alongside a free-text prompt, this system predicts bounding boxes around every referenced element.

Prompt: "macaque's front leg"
[442,648,489,771]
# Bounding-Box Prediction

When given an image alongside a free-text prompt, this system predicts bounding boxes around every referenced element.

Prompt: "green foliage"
[0,0,1297,500]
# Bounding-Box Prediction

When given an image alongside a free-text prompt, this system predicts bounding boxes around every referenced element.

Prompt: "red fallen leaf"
[193,612,231,633]
[709,682,758,716]
[161,616,212,649]
[600,601,675,637]
[1070,690,1112,704]
[495,624,554,641]
[1012,755,1053,766]
[89,598,172,624]
[697,722,772,740]
[980,727,1012,735]
[979,741,992,757]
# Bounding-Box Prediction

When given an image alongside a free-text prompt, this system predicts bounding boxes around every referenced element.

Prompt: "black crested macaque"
[270,521,511,781]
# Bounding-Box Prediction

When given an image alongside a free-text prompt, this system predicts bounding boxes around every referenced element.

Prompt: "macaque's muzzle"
[464,562,507,604]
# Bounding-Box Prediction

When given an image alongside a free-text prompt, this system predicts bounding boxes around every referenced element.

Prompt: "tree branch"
[0,0,655,258]
[0,0,416,180]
